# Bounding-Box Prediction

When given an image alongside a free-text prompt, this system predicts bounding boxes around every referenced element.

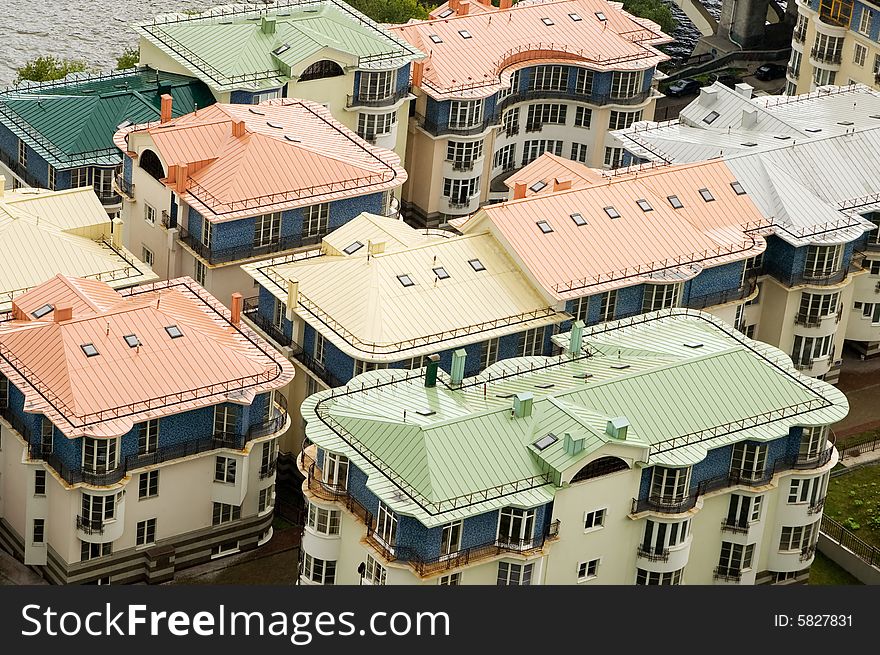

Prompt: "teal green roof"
[0,68,215,168]
[302,310,848,527]
[137,1,423,92]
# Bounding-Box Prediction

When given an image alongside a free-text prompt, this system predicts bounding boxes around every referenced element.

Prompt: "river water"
[0,0,716,88]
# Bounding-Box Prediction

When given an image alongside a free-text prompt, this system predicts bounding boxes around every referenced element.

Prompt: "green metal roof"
[137,0,424,92]
[302,309,848,527]
[0,68,215,168]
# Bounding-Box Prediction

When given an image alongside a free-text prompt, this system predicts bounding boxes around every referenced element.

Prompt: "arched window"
[570,456,629,484]
[299,60,344,82]
[139,149,165,181]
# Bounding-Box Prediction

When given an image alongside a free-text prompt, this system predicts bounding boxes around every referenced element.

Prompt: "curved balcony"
[809,49,842,70]
[178,224,323,266]
[77,496,125,544]
[636,538,691,573]
[346,86,411,109]
[767,544,816,572]
[441,194,480,215]
[683,279,757,311]
[302,524,342,562]
[415,112,500,137]
[497,87,652,113]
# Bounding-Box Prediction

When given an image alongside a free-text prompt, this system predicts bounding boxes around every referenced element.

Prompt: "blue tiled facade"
[351,64,411,105]
[229,88,284,104]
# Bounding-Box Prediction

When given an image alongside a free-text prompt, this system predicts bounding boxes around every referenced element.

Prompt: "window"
[636,568,682,585]
[32,519,44,545]
[570,212,587,227]
[81,493,117,526]
[83,437,118,474]
[302,554,336,584]
[498,69,520,101]
[212,541,239,557]
[357,111,396,140]
[541,17,555,25]
[80,541,112,562]
[730,442,767,482]
[779,522,818,551]
[194,260,206,286]
[788,50,802,78]
[141,246,154,268]
[440,520,463,557]
[34,470,46,496]
[570,142,589,163]
[47,165,56,191]
[254,212,282,247]
[649,466,691,505]
[307,502,341,535]
[353,359,388,376]
[609,110,643,131]
[518,327,544,356]
[94,168,114,198]
[260,440,276,476]
[449,100,483,129]
[861,302,880,324]
[577,559,599,581]
[575,68,594,95]
[522,139,563,165]
[788,475,827,507]
[642,283,681,312]
[859,7,873,35]
[813,66,837,87]
[81,343,99,357]
[375,501,397,551]
[854,42,867,67]
[359,70,393,101]
[214,404,239,438]
[40,418,54,454]
[144,203,157,226]
[493,143,516,170]
[251,88,281,103]
[799,426,828,461]
[323,452,349,489]
[812,32,844,63]
[303,203,329,239]
[791,334,833,367]
[498,507,535,548]
[71,167,91,188]
[136,518,157,547]
[642,519,690,556]
[536,220,553,234]
[138,419,159,455]
[502,108,519,136]
[458,29,472,39]
[272,298,286,330]
[667,195,684,209]
[446,140,484,170]
[804,244,842,278]
[603,147,624,168]
[215,457,237,484]
[599,290,617,322]
[870,259,880,274]
[139,470,159,499]
[610,71,643,99]
[442,176,480,204]
[439,573,461,585]
[530,65,568,91]
[363,554,386,585]
[725,494,763,528]
[699,188,715,202]
[212,502,241,525]
[497,561,533,586]
[529,180,547,193]
[258,485,274,513]
[481,338,499,369]
[18,138,27,167]
[583,508,606,530]
[526,103,567,129]
[404,355,428,369]
[797,292,839,325]
[32,304,54,319]
[718,541,755,575]
[574,106,592,128]
[313,333,326,366]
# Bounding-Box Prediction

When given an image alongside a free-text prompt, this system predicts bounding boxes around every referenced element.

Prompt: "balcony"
[807,497,826,515]
[346,86,411,108]
[793,29,807,44]
[114,173,135,199]
[97,191,122,207]
[75,515,105,535]
[713,566,743,583]
[259,459,277,480]
[720,518,750,535]
[799,544,817,561]
[446,197,472,210]
[809,48,842,65]
[449,160,476,172]
[636,545,670,562]
[793,313,830,328]
[525,122,543,133]
[683,279,757,311]
[497,87,651,113]
[178,224,323,266]
[416,112,500,137]
[161,210,173,229]
[774,262,857,288]
[0,149,42,188]
[787,65,800,79]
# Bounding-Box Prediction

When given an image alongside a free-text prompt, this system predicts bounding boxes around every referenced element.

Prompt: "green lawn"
[824,462,880,549]
[808,552,862,585]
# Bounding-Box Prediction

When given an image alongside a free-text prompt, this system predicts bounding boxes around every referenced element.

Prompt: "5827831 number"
[797,615,852,627]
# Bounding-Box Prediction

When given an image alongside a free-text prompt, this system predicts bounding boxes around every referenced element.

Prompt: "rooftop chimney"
[286,279,299,321]
[160,93,173,123]
[424,353,441,388]
[176,163,188,193]
[699,87,718,107]
[734,82,754,99]
[412,61,425,88]
[500,0,513,8]
[450,349,466,386]
[54,304,73,323]
[513,392,534,418]
[741,107,757,128]
[449,0,460,11]
[459,0,470,15]
[553,177,572,192]
[368,241,386,256]
[563,432,585,456]
[606,416,629,440]
[568,319,584,355]
[513,180,527,200]
[261,15,276,35]
[232,119,246,137]
[230,293,243,326]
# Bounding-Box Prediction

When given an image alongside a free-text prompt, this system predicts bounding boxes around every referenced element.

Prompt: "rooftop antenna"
[105,321,110,336]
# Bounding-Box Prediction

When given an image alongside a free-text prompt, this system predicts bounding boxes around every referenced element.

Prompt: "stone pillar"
[718,0,772,48]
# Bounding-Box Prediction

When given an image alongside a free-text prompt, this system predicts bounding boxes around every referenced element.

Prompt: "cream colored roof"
[245,215,568,361]
[0,186,157,310]
[320,213,450,256]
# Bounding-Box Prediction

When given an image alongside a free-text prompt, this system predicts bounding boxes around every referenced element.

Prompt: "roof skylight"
[699,188,715,202]
[272,44,290,55]
[165,325,184,339]
[429,34,443,43]
[541,17,555,25]
[123,334,140,348]
[343,241,364,255]
[570,212,587,226]
[81,343,99,357]
[636,199,653,212]
[569,12,583,21]
[730,181,746,195]
[595,11,607,21]
[468,258,486,272]
[438,8,453,18]
[667,195,683,209]
[529,180,547,193]
[458,30,472,39]
[533,433,559,451]
[703,110,720,125]
[397,274,415,287]
[433,266,450,280]
[31,304,54,319]
[604,206,621,219]
[537,220,554,233]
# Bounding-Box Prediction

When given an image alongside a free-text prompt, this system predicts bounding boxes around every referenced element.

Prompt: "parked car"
[665,78,701,97]
[755,63,787,80]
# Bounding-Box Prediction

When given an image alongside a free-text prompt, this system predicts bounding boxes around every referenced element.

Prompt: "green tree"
[15,55,91,84]
[116,47,139,70]
[622,0,677,35]
[345,0,429,23]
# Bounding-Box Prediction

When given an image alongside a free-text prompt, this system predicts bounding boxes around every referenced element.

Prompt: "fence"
[820,515,880,568]
[838,433,880,460]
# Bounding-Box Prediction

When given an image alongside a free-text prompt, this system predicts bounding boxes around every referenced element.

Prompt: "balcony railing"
[178,224,324,265]
[683,279,757,311]
[720,518,750,535]
[114,173,134,199]
[76,515,105,535]
[807,497,826,515]
[713,566,743,582]
[793,313,829,328]
[259,459,278,479]
[525,122,543,133]
[632,442,835,515]
[787,65,800,79]
[346,86,411,108]
[810,48,843,65]
[450,160,476,172]
[793,29,807,44]
[303,453,560,577]
[799,544,817,561]
[496,87,651,113]
[161,210,173,229]
[446,197,473,209]
[821,515,880,567]
[636,545,670,562]
[416,111,500,137]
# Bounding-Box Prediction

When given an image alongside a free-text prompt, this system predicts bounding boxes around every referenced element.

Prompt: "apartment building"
[113,97,407,305]
[0,181,157,311]
[0,67,214,216]
[135,0,423,162]
[241,211,570,454]
[388,0,672,226]
[0,275,294,584]
[297,309,846,585]
[611,83,880,362]
[787,0,880,95]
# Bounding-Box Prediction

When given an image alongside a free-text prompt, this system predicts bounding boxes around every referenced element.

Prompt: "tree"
[15,56,90,84]
[116,47,139,70]
[622,0,677,36]
[345,0,429,24]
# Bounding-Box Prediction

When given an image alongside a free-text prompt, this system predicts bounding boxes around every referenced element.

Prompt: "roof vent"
[261,15,277,35]
[741,107,757,128]
[513,392,534,418]
[563,432,585,455]
[568,319,584,355]
[734,82,754,99]
[232,119,246,137]
[424,353,441,388]
[699,87,718,107]
[606,416,629,440]
[450,348,467,386]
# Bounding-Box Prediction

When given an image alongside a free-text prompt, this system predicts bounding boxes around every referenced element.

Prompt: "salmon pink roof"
[391,0,671,99]
[458,158,772,300]
[115,99,406,222]
[0,276,294,438]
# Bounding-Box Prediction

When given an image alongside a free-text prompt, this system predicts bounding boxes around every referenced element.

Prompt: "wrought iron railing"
[799,544,817,561]
[114,174,135,199]
[713,566,742,582]
[497,87,651,113]
[636,545,670,562]
[720,518,750,535]
[683,279,757,311]
[178,224,324,265]
[807,497,826,515]
[821,515,880,567]
[415,111,500,137]
[346,86,411,108]
[810,48,842,65]
[76,515,105,535]
[793,29,807,44]
[259,459,278,479]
